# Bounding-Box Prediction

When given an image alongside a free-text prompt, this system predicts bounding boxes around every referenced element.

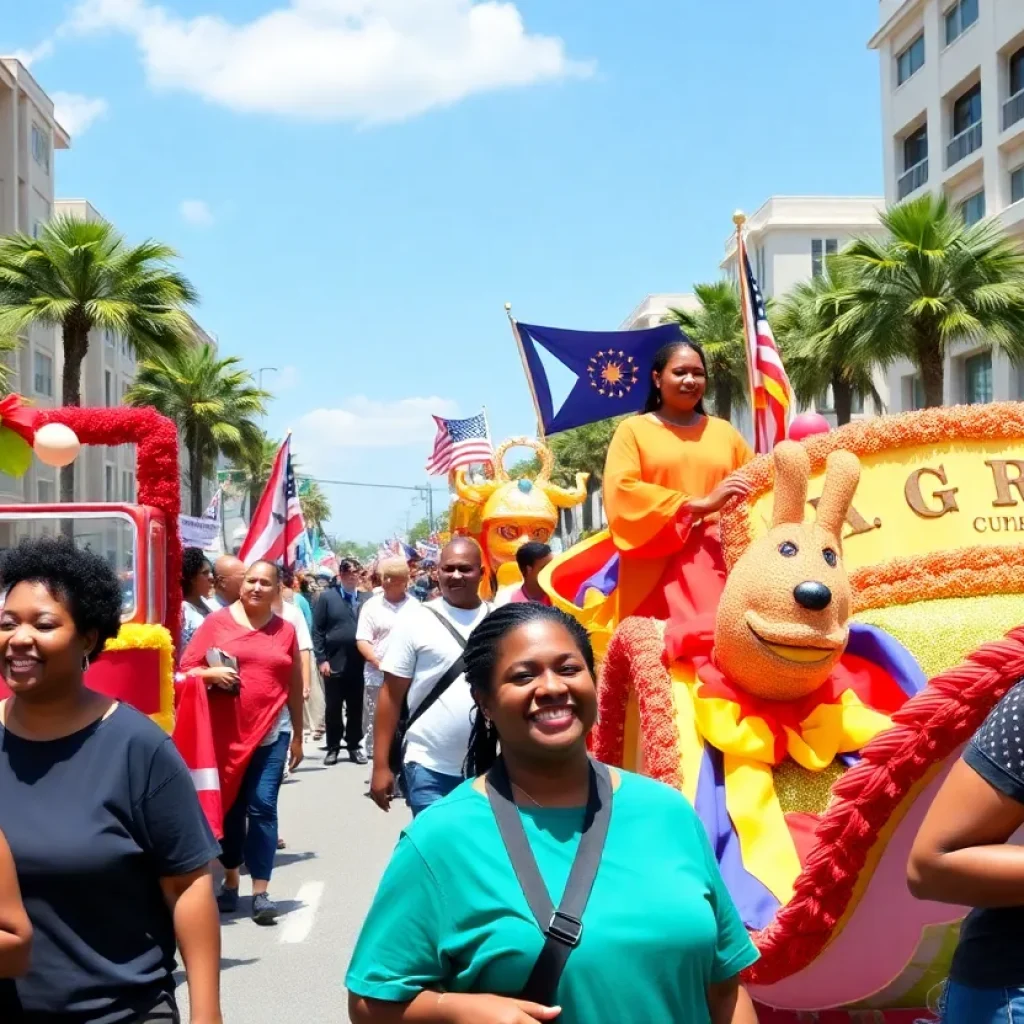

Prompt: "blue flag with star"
[515,321,687,434]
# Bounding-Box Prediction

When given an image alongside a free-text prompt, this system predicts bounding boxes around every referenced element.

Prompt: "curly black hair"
[463,602,595,776]
[181,546,212,598]
[0,537,123,662]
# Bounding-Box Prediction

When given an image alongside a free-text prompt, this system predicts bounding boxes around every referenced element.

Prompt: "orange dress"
[603,414,753,624]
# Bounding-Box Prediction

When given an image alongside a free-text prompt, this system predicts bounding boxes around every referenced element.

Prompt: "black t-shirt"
[950,679,1024,987]
[0,703,220,1022]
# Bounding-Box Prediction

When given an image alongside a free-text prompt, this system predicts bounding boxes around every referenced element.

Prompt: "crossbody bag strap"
[405,655,465,730]
[486,757,613,1006]
[424,606,471,650]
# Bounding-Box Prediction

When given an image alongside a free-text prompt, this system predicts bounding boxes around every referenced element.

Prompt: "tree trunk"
[188,447,204,518]
[714,380,732,423]
[916,336,945,408]
[832,376,854,426]
[59,318,89,505]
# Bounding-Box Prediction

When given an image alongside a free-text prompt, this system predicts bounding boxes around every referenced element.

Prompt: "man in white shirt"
[273,589,314,786]
[371,538,487,816]
[355,558,412,760]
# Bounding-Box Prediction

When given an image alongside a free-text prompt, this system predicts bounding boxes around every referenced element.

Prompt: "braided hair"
[463,602,596,776]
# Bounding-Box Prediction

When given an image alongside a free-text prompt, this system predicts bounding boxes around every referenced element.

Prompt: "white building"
[719,195,890,427]
[870,0,1024,410]
[620,293,698,330]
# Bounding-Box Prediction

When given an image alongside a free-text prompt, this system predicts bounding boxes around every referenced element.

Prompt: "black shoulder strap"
[406,654,465,729]
[486,758,612,1006]
[424,605,470,651]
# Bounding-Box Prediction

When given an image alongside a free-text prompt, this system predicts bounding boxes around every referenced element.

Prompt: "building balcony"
[1005,90,1024,133]
[946,121,982,168]
[898,158,929,199]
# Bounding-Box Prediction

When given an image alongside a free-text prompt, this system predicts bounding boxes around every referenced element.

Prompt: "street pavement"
[175,738,409,1023]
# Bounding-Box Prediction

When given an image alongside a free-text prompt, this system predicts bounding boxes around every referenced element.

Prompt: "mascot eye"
[498,526,520,541]
[778,541,799,557]
[823,547,838,568]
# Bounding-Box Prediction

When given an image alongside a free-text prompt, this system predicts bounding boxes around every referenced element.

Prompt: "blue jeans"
[219,731,289,881]
[402,761,462,817]
[942,981,1024,1022]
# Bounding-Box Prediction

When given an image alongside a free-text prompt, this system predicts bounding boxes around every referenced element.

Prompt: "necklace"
[511,781,543,808]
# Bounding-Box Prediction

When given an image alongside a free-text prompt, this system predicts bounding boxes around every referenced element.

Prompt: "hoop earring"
[81,654,90,672]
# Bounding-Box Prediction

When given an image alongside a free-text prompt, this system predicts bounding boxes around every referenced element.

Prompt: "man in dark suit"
[312,558,367,765]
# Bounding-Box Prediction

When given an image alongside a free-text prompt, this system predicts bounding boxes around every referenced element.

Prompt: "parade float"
[0,399,180,733]
[542,402,1024,1021]
[450,436,588,600]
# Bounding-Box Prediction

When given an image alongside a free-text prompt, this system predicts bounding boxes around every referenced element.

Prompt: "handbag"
[485,756,613,1006]
[387,608,470,776]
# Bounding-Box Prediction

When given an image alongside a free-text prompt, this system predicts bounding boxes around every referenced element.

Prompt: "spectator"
[503,541,553,607]
[355,558,412,763]
[0,828,31,1019]
[294,574,324,741]
[181,559,304,926]
[283,569,313,631]
[207,554,245,610]
[371,538,488,817]
[0,538,222,1021]
[180,547,214,656]
[274,583,314,783]
[312,558,368,766]
[348,603,759,1024]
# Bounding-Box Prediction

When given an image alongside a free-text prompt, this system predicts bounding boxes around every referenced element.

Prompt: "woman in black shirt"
[0,538,222,1023]
[909,679,1024,1021]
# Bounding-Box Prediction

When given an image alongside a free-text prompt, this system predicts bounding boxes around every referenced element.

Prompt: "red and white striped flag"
[238,434,307,567]
[425,411,493,476]
[739,242,792,453]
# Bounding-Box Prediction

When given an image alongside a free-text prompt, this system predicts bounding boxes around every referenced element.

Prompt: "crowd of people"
[3,339,1024,1022]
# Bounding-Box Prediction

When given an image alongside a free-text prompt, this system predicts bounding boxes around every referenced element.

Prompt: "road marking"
[280,881,324,944]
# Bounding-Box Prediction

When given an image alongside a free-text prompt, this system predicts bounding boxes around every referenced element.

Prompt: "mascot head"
[714,440,861,701]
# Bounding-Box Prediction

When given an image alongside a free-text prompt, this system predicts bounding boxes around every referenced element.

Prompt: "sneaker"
[324,750,340,766]
[216,886,239,914]
[349,749,368,766]
[252,892,279,926]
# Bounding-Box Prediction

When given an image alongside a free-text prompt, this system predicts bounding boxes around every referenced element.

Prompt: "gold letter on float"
[904,466,959,519]
[986,460,1024,507]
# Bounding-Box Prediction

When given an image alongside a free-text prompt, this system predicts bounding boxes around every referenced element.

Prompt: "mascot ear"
[815,450,861,542]
[771,441,811,528]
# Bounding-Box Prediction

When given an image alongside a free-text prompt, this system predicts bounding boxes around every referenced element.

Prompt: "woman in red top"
[181,560,303,926]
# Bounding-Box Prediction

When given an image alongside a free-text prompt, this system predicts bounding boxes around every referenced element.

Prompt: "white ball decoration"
[33,423,81,468]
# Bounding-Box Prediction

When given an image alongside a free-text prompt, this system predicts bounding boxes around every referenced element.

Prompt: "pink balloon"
[788,412,832,442]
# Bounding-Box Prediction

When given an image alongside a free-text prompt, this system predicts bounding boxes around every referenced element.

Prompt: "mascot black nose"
[794,581,832,611]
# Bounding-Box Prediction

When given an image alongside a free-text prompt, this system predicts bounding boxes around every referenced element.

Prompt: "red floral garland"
[596,616,1024,982]
[35,407,182,648]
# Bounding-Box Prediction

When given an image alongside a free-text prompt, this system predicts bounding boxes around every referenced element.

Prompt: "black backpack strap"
[486,757,612,1006]
[406,655,465,729]
[424,606,471,651]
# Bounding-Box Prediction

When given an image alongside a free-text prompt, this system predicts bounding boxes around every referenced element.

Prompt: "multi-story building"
[620,293,699,330]
[870,0,1024,410]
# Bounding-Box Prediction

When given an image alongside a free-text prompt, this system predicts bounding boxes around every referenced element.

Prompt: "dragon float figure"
[543,404,1024,1020]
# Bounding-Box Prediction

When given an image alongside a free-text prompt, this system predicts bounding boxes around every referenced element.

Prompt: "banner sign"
[179,514,221,551]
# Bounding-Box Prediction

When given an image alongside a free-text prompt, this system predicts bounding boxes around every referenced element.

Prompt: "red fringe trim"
[36,407,183,649]
[596,616,1024,983]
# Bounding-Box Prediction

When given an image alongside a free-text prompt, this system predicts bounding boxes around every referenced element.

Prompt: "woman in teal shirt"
[347,603,759,1024]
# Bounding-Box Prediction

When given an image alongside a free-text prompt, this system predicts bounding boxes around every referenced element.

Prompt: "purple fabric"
[846,622,926,698]
[693,742,780,931]
[573,553,620,606]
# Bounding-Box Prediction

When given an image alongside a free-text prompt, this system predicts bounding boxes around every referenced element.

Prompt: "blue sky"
[5,0,883,543]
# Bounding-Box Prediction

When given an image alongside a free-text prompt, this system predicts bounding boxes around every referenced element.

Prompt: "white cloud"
[52,92,109,137]
[291,395,459,468]
[67,0,593,124]
[10,40,55,68]
[179,199,214,226]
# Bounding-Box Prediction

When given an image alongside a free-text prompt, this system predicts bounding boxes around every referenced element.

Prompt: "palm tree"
[663,281,749,423]
[299,479,332,533]
[547,419,620,531]
[125,344,269,516]
[239,431,281,519]
[834,193,1024,407]
[0,215,197,500]
[773,262,883,426]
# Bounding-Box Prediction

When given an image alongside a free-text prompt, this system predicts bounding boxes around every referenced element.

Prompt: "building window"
[36,479,54,504]
[30,124,50,171]
[104,369,112,407]
[755,246,766,288]
[952,83,982,137]
[945,0,978,46]
[1012,166,1024,205]
[897,33,925,86]
[105,329,115,352]
[105,464,116,502]
[904,125,928,170]
[811,238,838,278]
[32,351,53,397]
[31,221,44,239]
[960,189,986,225]
[965,351,993,404]
[816,386,864,415]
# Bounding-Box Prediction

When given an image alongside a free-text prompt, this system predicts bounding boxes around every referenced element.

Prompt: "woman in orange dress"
[545,340,753,643]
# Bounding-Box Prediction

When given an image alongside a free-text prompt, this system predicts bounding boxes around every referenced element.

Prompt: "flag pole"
[505,303,546,442]
[733,210,759,451]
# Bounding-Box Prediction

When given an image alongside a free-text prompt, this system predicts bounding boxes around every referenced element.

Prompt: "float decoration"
[452,437,587,596]
[591,403,1024,1016]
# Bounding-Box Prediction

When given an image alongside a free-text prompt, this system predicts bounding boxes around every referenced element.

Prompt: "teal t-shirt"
[346,769,758,1023]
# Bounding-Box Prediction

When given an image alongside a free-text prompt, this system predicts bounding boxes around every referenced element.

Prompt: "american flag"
[425,411,493,476]
[740,244,792,453]
[238,435,308,568]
